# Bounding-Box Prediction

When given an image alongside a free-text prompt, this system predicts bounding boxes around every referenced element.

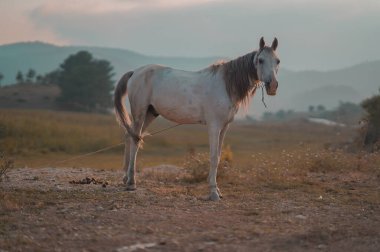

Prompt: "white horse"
[114,37,280,201]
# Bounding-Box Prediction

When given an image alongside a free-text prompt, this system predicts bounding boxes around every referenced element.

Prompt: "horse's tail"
[114,71,141,143]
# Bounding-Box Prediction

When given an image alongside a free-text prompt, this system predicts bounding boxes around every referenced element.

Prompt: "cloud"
[1,0,379,70]
[0,1,69,45]
[31,0,223,16]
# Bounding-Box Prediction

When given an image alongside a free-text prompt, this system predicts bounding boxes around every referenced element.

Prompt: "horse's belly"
[152,96,205,124]
[150,69,208,124]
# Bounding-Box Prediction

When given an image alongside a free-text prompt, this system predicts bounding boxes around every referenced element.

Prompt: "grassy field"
[0,108,368,169]
[1,108,379,188]
[1,109,380,251]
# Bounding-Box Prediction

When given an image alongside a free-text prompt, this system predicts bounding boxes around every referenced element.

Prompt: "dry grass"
[0,152,14,180]
[182,146,241,184]
[0,108,367,174]
[0,109,123,155]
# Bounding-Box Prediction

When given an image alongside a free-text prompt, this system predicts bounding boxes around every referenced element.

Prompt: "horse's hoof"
[122,176,128,184]
[217,188,223,198]
[209,192,221,201]
[126,184,137,191]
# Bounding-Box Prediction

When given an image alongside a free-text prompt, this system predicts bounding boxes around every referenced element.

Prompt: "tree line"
[0,69,53,86]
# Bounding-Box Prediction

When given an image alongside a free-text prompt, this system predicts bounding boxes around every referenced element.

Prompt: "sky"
[1,0,379,71]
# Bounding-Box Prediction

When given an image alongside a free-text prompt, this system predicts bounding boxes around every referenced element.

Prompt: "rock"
[317,244,327,249]
[295,214,307,220]
[116,242,157,252]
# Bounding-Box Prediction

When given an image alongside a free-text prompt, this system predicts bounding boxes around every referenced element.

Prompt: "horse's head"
[254,37,280,96]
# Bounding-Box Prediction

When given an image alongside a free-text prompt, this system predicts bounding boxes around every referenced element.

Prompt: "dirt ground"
[1,164,379,252]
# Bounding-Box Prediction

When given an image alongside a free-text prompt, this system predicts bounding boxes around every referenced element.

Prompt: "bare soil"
[1,165,380,252]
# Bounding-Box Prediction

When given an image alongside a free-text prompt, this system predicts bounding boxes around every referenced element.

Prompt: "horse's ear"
[271,37,278,51]
[259,37,265,49]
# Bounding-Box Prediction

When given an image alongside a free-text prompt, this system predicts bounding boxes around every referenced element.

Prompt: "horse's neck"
[221,51,259,107]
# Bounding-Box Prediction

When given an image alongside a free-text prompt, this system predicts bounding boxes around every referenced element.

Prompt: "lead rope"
[252,81,267,108]
[260,83,267,108]
[253,48,267,109]
[46,123,183,167]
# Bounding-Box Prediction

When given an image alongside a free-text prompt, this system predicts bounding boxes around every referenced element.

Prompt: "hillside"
[251,61,380,116]
[278,61,380,109]
[1,42,380,115]
[0,84,60,110]
[0,41,221,85]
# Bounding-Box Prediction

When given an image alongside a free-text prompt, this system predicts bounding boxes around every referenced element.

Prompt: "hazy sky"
[1,0,379,70]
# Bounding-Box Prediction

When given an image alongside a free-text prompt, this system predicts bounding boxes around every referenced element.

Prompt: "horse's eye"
[258,58,264,64]
[277,59,280,65]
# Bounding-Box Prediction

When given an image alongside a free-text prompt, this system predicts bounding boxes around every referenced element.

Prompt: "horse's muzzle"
[265,81,278,96]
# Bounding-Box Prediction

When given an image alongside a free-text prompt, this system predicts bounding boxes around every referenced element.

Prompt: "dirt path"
[1,166,380,252]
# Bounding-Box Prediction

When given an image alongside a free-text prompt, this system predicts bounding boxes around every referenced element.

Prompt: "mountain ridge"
[1,41,379,115]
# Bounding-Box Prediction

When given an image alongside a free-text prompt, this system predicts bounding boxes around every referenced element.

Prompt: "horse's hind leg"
[125,118,144,190]
[122,138,131,184]
[122,109,158,185]
[125,108,158,190]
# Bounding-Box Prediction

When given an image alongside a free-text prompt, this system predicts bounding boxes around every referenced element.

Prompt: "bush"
[183,146,234,183]
[360,90,380,151]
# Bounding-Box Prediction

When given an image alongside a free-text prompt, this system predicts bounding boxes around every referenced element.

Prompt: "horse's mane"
[209,51,259,107]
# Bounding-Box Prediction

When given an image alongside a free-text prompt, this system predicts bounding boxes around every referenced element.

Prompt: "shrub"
[183,146,234,183]
[183,152,210,183]
[360,90,380,151]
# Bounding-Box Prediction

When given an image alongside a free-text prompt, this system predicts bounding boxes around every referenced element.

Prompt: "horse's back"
[127,64,231,124]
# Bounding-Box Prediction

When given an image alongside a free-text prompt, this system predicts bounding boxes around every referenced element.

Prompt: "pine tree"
[56,51,114,112]
[16,71,24,84]
[26,69,36,84]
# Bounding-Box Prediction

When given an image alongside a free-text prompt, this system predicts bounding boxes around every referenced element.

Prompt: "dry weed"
[142,166,183,183]
[0,152,14,181]
[183,152,210,183]
[248,146,380,190]
[183,146,239,184]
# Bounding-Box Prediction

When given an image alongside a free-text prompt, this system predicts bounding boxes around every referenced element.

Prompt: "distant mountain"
[1,41,379,116]
[272,61,380,112]
[0,41,221,85]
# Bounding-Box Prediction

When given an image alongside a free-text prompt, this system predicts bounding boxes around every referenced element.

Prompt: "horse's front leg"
[208,125,222,201]
[216,124,229,198]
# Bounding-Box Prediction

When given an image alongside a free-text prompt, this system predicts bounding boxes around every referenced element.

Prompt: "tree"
[275,109,286,120]
[56,51,114,112]
[16,71,24,84]
[333,101,363,124]
[316,105,325,112]
[262,112,274,121]
[0,73,3,86]
[42,70,60,85]
[26,69,36,84]
[36,75,43,84]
